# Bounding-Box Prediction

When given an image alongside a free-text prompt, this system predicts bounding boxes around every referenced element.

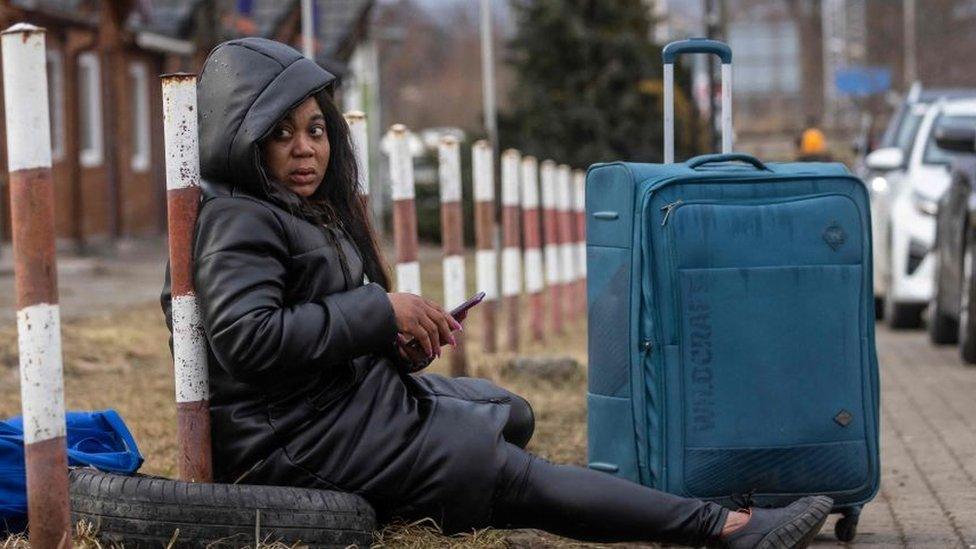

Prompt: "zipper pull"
[660,199,683,227]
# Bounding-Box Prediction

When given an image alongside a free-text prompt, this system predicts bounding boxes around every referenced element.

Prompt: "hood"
[197,37,336,198]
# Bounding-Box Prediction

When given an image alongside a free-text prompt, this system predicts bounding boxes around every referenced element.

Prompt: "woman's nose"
[293,134,315,157]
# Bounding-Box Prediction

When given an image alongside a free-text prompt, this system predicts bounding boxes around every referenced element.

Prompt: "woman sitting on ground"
[161,37,832,549]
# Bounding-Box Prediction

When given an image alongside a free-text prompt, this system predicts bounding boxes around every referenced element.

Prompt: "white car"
[865,103,929,320]
[870,98,976,328]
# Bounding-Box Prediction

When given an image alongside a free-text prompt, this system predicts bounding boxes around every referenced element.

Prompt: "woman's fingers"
[433,309,457,348]
[418,315,441,357]
[408,317,433,357]
[422,301,456,348]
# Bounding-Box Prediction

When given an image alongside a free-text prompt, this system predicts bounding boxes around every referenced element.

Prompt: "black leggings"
[492,397,727,547]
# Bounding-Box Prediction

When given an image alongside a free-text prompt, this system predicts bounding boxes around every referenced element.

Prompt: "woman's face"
[261,97,330,198]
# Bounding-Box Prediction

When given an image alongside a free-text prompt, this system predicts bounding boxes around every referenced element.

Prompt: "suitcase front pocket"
[674,264,872,497]
[653,193,874,498]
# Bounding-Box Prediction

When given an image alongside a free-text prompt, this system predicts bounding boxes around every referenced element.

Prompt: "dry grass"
[0,250,622,547]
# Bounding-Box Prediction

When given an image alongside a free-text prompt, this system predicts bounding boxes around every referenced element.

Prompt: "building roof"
[315,0,371,60]
[133,0,205,38]
[135,0,372,61]
[10,0,372,66]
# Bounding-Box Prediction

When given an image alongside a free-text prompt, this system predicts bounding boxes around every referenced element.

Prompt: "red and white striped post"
[162,73,213,484]
[540,160,563,335]
[2,23,71,548]
[574,169,588,316]
[388,124,421,295]
[501,149,522,352]
[473,140,498,352]
[438,135,468,376]
[520,156,545,342]
[557,164,576,318]
[345,111,370,201]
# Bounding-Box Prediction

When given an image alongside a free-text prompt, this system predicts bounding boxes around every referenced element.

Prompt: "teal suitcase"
[585,39,879,542]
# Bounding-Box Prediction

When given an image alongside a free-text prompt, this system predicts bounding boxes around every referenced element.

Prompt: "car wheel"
[959,240,976,364]
[887,301,924,329]
[929,250,959,344]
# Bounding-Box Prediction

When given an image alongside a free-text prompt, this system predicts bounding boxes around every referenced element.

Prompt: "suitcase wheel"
[834,509,860,542]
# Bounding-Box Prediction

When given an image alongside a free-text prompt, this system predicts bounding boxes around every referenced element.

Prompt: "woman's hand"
[387,293,461,358]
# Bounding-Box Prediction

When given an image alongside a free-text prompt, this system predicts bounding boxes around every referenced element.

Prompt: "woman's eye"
[310,126,325,137]
[274,127,293,139]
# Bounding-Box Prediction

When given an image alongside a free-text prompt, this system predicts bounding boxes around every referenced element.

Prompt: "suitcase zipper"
[660,200,683,226]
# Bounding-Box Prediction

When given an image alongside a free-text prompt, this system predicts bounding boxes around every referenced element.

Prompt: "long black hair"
[262,90,391,290]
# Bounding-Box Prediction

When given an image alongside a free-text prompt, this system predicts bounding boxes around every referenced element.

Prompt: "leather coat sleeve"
[193,197,398,384]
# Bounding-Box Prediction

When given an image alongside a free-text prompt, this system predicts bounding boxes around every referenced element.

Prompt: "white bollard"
[574,169,587,314]
[162,73,213,484]
[540,159,562,334]
[439,136,469,376]
[2,22,71,547]
[473,140,498,352]
[344,111,370,198]
[388,124,421,295]
[501,149,522,351]
[521,155,546,342]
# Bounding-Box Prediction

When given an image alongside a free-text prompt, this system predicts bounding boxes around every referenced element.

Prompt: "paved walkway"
[0,239,168,321]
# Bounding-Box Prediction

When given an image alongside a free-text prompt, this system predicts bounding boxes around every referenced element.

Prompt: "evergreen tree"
[500,0,703,166]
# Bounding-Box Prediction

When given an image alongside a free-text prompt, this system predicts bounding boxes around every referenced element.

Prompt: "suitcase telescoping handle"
[662,38,733,164]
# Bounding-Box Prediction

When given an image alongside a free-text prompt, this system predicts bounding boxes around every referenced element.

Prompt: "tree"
[500,0,702,167]
[783,0,824,124]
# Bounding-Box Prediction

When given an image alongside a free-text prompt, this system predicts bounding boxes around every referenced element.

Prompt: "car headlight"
[912,191,938,216]
[871,176,889,194]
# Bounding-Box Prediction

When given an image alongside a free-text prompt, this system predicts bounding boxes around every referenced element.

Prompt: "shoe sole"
[755,496,833,549]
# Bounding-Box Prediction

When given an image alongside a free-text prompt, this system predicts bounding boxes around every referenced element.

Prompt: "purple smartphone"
[448,291,486,323]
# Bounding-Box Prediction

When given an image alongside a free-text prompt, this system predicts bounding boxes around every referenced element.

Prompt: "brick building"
[0,0,372,251]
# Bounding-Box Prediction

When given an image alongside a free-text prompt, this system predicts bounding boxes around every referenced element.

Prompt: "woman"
[162,37,831,548]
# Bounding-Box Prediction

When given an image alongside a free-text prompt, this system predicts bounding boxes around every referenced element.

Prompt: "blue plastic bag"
[0,409,144,533]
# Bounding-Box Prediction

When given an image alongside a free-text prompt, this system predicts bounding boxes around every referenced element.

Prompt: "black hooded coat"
[160,38,531,532]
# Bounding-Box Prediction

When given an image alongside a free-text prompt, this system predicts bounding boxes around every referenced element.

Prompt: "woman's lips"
[288,170,317,185]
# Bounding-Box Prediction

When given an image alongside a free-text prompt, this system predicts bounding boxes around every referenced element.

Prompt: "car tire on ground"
[929,254,959,344]
[69,468,376,548]
[885,299,923,329]
[959,239,976,364]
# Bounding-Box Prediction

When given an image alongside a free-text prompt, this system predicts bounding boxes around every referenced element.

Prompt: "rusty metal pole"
[388,124,421,295]
[162,73,213,483]
[345,111,369,203]
[574,169,587,316]
[2,22,71,549]
[540,160,562,335]
[438,136,468,376]
[473,140,498,352]
[557,165,577,321]
[501,149,522,352]
[520,156,545,343]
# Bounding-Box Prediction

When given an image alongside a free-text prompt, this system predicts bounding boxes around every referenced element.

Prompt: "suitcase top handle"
[663,38,733,164]
[687,153,769,171]
[662,38,732,64]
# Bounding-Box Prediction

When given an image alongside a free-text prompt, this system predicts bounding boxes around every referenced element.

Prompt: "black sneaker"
[710,495,833,549]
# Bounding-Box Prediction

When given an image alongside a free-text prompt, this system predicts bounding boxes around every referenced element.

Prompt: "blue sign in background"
[835,67,892,97]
